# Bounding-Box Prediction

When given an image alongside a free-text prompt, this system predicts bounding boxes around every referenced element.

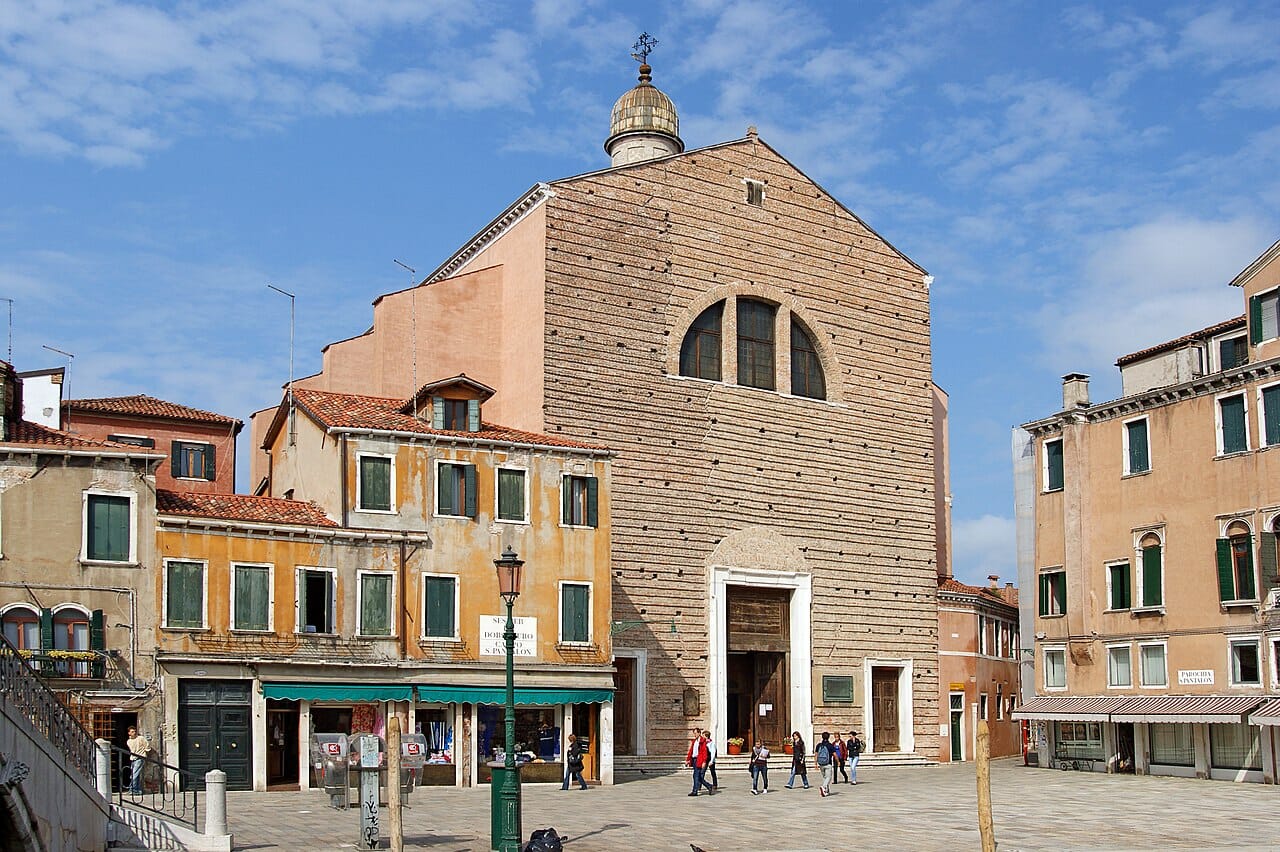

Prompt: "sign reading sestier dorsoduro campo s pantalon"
[1177,669,1214,686]
[479,616,538,657]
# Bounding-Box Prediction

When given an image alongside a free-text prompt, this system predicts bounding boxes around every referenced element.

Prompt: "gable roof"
[157,489,336,527]
[65,395,242,428]
[1115,316,1245,367]
[2,420,162,455]
[264,387,609,452]
[1230,237,1280,288]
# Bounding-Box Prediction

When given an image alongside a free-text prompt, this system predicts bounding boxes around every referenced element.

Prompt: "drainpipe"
[340,434,349,528]
[399,535,409,661]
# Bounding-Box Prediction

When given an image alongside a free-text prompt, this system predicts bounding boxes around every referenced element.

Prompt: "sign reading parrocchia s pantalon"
[479,616,538,657]
[1177,669,1214,686]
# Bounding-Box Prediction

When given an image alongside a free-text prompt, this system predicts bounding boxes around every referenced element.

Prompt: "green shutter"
[360,456,391,511]
[438,464,456,514]
[90,609,105,678]
[1260,531,1278,602]
[167,562,203,628]
[361,574,391,636]
[463,465,477,518]
[88,495,130,561]
[1239,534,1256,600]
[498,469,524,521]
[1221,396,1247,454]
[562,584,590,643]
[1217,538,1235,601]
[1109,562,1131,610]
[425,577,455,638]
[1264,387,1280,447]
[1053,573,1066,614]
[203,443,216,480]
[562,477,573,525]
[1142,546,1162,607]
[38,608,53,674]
[171,441,184,477]
[1250,295,1264,344]
[586,476,599,528]
[1038,574,1050,617]
[1127,420,1149,473]
[431,396,444,429]
[235,566,269,631]
[467,399,480,432]
[1046,441,1064,490]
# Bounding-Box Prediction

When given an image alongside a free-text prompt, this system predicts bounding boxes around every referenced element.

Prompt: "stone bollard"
[95,739,112,800]
[204,769,228,837]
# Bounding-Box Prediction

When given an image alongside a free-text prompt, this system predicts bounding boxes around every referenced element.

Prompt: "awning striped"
[1248,698,1280,727]
[1108,695,1264,724]
[1011,696,1126,721]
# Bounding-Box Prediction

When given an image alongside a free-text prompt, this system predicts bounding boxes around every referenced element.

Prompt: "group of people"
[687,727,864,797]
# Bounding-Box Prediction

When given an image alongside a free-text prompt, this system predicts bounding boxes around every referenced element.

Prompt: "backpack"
[815,742,832,766]
[850,737,864,756]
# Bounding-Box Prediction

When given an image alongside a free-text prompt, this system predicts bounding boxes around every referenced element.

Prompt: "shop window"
[476,706,562,784]
[232,564,271,631]
[1054,721,1103,760]
[437,462,477,518]
[415,707,455,767]
[496,468,527,522]
[298,568,336,634]
[358,572,394,637]
[357,455,393,512]
[165,560,206,629]
[561,475,599,528]
[1148,723,1194,766]
[1210,723,1262,770]
[679,302,723,381]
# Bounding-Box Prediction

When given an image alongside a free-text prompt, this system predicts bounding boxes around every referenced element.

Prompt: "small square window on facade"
[172,440,216,480]
[1230,639,1261,686]
[744,179,765,206]
[822,675,853,703]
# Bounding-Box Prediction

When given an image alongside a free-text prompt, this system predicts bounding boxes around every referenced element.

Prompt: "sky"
[2,0,1279,587]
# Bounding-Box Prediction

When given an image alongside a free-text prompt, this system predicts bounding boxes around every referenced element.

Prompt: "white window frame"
[1039,568,1067,618]
[1133,527,1165,612]
[1215,390,1251,456]
[1043,646,1067,691]
[161,558,208,630]
[1219,516,1259,605]
[1104,559,1131,612]
[1122,415,1151,475]
[1257,380,1280,448]
[743,177,766,206]
[295,566,338,635]
[559,473,597,529]
[1212,331,1249,371]
[1258,287,1280,344]
[354,452,396,514]
[1041,437,1064,492]
[1106,643,1133,689]
[421,572,461,641]
[557,579,593,645]
[229,561,274,632]
[80,489,138,565]
[433,459,472,520]
[1228,636,1262,687]
[978,614,988,656]
[1139,640,1168,687]
[355,569,396,638]
[494,466,529,525]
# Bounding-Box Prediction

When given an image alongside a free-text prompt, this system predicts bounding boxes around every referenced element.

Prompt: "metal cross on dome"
[631,32,658,64]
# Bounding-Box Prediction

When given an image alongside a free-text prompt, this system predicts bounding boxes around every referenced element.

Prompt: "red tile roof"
[157,490,337,527]
[288,388,609,451]
[1115,315,1245,367]
[938,576,1018,608]
[65,395,241,426]
[2,420,158,452]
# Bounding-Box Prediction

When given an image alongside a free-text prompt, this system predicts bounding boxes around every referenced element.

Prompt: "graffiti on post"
[362,792,379,849]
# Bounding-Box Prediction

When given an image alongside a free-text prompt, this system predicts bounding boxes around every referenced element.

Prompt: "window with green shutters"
[1250,290,1280,344]
[437,462,477,518]
[86,493,131,562]
[1260,527,1279,604]
[1217,533,1257,602]
[562,475,599,528]
[171,440,215,480]
[1139,543,1163,608]
[1044,439,1064,491]
[1124,419,1149,474]
[1219,335,1248,370]
[1262,385,1280,447]
[497,468,526,522]
[1218,394,1248,455]
[359,573,393,636]
[560,583,590,643]
[1107,562,1131,610]
[423,575,457,639]
[165,561,205,629]
[358,455,393,511]
[232,564,271,631]
[1038,570,1066,617]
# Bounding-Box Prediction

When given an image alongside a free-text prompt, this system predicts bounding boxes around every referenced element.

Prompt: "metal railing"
[0,632,96,782]
[108,743,201,830]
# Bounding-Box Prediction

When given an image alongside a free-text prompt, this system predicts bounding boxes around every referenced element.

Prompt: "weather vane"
[631,32,658,65]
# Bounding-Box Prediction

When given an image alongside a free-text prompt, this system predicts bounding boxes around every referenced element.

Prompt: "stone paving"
[225,758,1278,851]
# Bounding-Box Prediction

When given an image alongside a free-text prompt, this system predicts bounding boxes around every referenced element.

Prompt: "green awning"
[416,686,613,705]
[262,683,415,702]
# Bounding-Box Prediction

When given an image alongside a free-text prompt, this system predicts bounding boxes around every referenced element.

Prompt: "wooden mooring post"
[977,719,996,852]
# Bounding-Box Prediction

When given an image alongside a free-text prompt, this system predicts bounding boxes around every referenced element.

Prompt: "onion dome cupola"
[605,33,684,167]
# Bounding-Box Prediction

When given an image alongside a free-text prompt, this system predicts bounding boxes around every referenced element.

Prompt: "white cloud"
[952,513,1016,586]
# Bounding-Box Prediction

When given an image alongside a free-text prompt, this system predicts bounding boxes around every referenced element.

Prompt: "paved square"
[225,759,1277,851]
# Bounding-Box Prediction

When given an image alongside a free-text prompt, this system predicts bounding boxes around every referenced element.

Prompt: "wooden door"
[871,668,899,752]
[753,652,787,748]
[179,680,253,790]
[613,658,635,756]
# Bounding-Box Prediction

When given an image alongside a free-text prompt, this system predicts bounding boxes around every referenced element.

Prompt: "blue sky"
[3,1,1279,586]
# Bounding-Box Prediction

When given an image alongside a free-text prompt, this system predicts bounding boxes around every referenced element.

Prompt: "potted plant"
[782,741,794,755]
[726,737,744,755]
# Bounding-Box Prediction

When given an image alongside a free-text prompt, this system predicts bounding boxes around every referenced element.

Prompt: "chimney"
[0,361,21,441]
[1062,373,1090,409]
[987,574,999,589]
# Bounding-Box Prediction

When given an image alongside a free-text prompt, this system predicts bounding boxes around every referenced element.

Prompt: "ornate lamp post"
[492,546,524,852]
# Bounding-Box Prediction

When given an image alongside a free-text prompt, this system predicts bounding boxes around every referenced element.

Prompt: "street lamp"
[492,545,525,852]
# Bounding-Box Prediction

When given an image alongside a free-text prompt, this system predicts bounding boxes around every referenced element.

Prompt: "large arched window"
[737,299,777,390]
[679,302,723,380]
[1,605,40,650]
[54,606,91,676]
[790,318,826,400]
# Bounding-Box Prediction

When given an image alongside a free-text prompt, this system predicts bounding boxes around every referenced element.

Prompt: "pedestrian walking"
[846,731,864,784]
[835,732,849,784]
[126,726,149,794]
[561,734,588,790]
[785,731,809,789]
[814,731,835,796]
[749,741,770,794]
[703,730,719,789]
[685,727,713,796]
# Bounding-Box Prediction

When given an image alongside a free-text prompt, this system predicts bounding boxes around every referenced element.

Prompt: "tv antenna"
[41,344,74,429]
[0,298,11,362]
[266,284,296,445]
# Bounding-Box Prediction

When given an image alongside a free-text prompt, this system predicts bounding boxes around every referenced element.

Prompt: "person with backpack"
[784,731,809,789]
[846,731,865,784]
[834,733,849,784]
[561,734,588,790]
[813,731,835,796]
[749,740,770,794]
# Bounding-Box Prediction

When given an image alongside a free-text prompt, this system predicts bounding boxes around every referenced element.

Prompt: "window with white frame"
[559,582,591,644]
[496,468,527,522]
[422,574,458,640]
[231,563,271,631]
[1217,392,1249,456]
[82,490,136,563]
[1139,642,1168,687]
[1038,570,1066,617]
[1044,647,1066,689]
[561,475,599,528]
[358,571,394,637]
[1043,438,1064,492]
[1107,644,1132,688]
[164,560,206,629]
[1136,531,1163,609]
[357,454,394,512]
[1123,417,1150,474]
[978,615,988,655]
[297,568,336,634]
[1229,638,1261,686]
[1249,288,1280,345]
[1218,333,1248,371]
[436,461,477,518]
[1259,383,1280,447]
[1106,560,1132,611]
[1216,521,1258,603]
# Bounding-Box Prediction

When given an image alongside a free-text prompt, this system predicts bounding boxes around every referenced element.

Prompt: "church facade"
[250,58,940,760]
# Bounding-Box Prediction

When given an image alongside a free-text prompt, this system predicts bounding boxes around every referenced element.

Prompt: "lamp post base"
[490,764,522,851]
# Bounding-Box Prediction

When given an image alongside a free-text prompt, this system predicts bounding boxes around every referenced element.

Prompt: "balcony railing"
[0,633,96,782]
[15,648,107,679]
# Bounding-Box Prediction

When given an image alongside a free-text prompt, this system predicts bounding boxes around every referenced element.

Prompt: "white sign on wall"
[1177,669,1214,686]
[479,615,538,657]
